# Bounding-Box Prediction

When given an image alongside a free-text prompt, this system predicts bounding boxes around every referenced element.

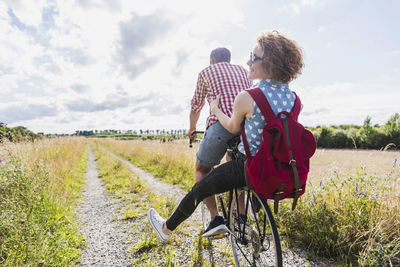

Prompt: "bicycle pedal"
[208,233,228,240]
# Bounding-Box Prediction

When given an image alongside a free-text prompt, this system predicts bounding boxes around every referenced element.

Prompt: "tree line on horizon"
[309,113,400,150]
[75,129,188,137]
[0,122,41,142]
[80,113,400,150]
[2,113,399,150]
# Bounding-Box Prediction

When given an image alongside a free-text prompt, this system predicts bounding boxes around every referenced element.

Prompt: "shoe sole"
[202,224,229,237]
[147,209,168,242]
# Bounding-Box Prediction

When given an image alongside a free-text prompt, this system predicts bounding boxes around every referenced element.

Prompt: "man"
[189,47,252,236]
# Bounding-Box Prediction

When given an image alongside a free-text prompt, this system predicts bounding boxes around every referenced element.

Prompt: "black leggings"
[166,154,247,231]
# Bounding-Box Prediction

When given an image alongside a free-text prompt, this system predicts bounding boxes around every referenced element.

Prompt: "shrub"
[277,169,400,266]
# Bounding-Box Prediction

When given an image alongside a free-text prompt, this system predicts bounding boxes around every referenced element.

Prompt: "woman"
[148,31,304,241]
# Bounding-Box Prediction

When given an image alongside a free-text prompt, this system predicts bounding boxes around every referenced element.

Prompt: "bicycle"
[189,132,283,267]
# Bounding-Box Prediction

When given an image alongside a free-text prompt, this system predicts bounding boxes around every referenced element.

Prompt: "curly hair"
[257,31,304,83]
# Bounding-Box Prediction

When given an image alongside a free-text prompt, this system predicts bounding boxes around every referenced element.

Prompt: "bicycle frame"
[191,131,282,266]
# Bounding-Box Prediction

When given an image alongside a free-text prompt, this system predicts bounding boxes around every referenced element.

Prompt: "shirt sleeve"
[191,71,209,112]
[247,77,253,88]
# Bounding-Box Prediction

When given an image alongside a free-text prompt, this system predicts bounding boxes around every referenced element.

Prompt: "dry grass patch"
[0,137,88,266]
[94,138,197,191]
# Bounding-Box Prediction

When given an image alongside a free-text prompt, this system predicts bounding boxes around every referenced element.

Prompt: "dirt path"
[76,147,132,266]
[107,151,202,221]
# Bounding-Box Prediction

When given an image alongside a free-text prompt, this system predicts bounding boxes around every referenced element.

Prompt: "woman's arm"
[210,91,254,134]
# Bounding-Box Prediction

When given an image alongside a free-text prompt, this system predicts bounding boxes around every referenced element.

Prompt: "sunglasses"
[250,51,265,63]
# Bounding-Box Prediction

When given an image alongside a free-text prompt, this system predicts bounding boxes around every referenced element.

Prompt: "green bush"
[310,113,400,150]
[0,123,40,142]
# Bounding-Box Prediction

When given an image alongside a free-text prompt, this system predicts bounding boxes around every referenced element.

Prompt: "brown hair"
[210,47,231,63]
[257,31,304,83]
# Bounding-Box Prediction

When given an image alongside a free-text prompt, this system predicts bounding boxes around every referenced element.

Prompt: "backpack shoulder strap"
[291,92,302,121]
[240,87,276,157]
[240,121,251,157]
[240,88,275,158]
[246,88,276,122]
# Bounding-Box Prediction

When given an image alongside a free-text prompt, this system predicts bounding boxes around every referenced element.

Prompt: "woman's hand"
[210,95,221,114]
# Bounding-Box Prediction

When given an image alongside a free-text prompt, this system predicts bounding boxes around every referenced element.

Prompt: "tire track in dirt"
[76,146,132,266]
[106,151,199,218]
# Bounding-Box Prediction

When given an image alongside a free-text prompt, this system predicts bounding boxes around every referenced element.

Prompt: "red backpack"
[241,88,317,213]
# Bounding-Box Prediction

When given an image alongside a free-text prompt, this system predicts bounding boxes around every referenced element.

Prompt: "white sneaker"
[147,208,170,242]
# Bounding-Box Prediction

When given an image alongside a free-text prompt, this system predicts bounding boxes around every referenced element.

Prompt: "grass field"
[279,148,399,266]
[1,137,399,266]
[309,148,399,182]
[0,138,88,266]
[95,138,400,266]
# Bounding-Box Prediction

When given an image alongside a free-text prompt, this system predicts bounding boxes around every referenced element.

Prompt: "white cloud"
[0,2,10,20]
[1,0,248,133]
[291,4,301,14]
[293,82,399,127]
[280,0,323,15]
[2,0,398,134]
[301,0,318,7]
[3,0,47,27]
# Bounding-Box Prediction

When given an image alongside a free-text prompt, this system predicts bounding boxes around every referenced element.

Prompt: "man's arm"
[188,72,208,137]
[188,109,201,137]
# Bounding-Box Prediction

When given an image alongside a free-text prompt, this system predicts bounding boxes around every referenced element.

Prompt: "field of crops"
[1,137,399,266]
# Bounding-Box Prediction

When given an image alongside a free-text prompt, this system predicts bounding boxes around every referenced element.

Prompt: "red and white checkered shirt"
[191,62,252,128]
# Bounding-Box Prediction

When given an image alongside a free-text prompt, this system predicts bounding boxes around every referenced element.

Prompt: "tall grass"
[277,168,400,266]
[95,138,196,191]
[0,137,88,266]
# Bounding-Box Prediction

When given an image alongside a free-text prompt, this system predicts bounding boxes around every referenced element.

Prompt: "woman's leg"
[166,156,246,231]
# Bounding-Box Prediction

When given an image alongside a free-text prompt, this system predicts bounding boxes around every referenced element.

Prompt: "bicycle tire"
[229,190,282,267]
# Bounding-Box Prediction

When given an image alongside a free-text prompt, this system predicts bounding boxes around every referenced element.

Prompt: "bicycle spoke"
[232,237,255,266]
[229,191,282,267]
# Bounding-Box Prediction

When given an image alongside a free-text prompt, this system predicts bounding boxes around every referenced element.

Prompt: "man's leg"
[195,161,218,220]
[195,122,238,220]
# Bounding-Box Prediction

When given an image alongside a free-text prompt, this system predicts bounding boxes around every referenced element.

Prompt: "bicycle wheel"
[229,190,282,267]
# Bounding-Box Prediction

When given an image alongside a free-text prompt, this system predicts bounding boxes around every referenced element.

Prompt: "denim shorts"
[196,122,238,167]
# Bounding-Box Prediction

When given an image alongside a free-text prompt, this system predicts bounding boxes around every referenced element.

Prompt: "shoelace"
[154,213,164,225]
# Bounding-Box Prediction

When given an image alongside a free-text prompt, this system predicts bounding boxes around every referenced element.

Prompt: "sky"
[0,0,399,134]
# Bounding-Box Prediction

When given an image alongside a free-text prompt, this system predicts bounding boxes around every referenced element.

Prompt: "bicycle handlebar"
[189,131,205,148]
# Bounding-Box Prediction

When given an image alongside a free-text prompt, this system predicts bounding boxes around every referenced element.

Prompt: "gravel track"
[76,146,132,266]
[76,146,335,266]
